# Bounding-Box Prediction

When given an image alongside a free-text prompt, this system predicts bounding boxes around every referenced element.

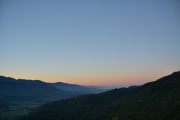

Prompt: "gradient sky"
[0,0,180,86]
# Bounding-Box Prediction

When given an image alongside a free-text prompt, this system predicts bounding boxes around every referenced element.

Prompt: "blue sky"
[0,0,180,86]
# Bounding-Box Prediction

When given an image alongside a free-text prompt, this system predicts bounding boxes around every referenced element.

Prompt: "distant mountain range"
[0,76,107,103]
[50,82,106,94]
[23,71,180,120]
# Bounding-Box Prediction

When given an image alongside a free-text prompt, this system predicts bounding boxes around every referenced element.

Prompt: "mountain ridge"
[0,76,105,103]
[23,71,180,120]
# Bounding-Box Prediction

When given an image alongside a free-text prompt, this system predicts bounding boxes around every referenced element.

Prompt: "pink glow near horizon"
[1,69,177,87]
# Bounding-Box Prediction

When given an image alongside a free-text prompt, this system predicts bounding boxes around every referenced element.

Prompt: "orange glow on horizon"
[0,69,174,87]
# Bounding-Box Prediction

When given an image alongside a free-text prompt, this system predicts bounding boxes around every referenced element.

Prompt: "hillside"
[0,76,107,120]
[23,71,180,120]
[0,76,105,102]
[0,76,73,102]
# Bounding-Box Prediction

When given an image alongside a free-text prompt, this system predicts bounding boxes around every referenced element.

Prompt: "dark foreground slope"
[23,71,180,120]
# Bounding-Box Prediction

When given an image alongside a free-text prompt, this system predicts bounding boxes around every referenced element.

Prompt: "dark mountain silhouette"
[0,76,74,102]
[0,76,108,120]
[23,71,180,120]
[0,76,104,103]
[49,82,107,94]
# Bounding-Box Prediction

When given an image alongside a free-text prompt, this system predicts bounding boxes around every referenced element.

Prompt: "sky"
[0,0,180,86]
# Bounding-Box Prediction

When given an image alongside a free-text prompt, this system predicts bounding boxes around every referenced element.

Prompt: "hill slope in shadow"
[23,71,180,120]
[0,76,105,103]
